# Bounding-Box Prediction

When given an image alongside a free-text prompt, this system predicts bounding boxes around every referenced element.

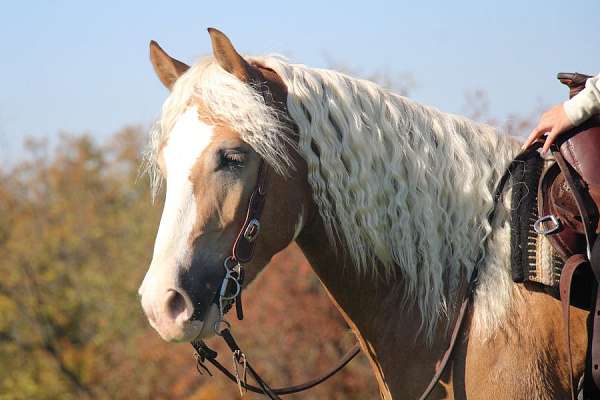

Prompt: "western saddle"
[520,73,600,399]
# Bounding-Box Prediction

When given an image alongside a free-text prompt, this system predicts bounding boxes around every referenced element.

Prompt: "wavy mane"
[145,55,522,338]
[143,57,294,200]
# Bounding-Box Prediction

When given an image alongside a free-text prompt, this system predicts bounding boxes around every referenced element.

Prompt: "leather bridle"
[188,90,534,400]
[190,159,361,399]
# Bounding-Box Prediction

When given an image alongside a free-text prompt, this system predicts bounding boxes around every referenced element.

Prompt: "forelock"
[143,56,295,200]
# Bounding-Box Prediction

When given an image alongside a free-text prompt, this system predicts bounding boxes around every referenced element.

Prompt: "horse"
[138,28,589,399]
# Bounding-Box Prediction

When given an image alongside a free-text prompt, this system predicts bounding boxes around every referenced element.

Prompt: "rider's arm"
[563,74,600,126]
[523,73,600,153]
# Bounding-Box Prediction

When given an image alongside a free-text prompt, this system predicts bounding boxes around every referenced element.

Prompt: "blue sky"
[1,0,599,159]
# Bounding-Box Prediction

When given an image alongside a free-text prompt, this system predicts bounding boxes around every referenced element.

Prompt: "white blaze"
[139,107,214,297]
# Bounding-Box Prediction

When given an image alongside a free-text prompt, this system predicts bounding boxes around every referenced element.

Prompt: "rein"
[190,159,360,399]
[189,135,538,399]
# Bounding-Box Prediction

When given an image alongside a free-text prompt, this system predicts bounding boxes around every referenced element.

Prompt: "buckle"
[533,215,562,235]
[243,219,261,242]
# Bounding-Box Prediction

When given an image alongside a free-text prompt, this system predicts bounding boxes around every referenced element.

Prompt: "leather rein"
[189,131,535,400]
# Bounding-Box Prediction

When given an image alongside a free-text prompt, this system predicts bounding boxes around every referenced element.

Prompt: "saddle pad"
[510,151,544,282]
[510,153,562,287]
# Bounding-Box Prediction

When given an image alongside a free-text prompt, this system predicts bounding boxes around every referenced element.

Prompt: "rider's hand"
[522,104,574,154]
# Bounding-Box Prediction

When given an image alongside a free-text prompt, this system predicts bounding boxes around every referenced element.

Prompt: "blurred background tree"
[0,126,377,399]
[0,62,541,398]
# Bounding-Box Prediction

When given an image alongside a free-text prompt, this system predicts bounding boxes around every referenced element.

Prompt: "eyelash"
[220,150,245,168]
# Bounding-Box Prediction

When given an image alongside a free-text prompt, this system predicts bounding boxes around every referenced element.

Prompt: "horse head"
[138,29,311,342]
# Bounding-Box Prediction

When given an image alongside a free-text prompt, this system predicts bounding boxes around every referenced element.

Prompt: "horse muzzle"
[139,261,225,342]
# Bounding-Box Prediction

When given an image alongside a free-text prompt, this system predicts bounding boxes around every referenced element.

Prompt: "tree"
[0,127,377,399]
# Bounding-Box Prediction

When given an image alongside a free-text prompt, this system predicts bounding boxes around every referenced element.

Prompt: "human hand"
[522,104,573,154]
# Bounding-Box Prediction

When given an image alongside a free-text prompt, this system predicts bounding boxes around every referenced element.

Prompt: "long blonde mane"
[145,55,522,339]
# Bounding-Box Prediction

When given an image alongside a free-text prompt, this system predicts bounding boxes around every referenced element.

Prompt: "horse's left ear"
[207,27,253,82]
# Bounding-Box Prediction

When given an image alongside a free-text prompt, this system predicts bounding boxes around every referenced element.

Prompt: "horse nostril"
[165,289,191,322]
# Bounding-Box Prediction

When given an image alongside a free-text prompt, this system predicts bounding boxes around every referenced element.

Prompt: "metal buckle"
[243,219,261,242]
[533,215,562,235]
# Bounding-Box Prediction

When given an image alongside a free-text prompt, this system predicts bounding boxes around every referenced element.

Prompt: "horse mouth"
[149,303,221,343]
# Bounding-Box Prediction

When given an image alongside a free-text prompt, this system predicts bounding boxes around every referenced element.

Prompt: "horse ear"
[149,40,190,90]
[207,27,253,82]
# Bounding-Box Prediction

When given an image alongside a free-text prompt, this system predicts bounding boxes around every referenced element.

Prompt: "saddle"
[528,73,600,399]
[539,73,600,262]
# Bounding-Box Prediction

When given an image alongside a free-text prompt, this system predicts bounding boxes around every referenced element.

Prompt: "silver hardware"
[233,350,248,396]
[213,319,231,336]
[215,257,244,334]
[220,257,242,301]
[243,219,261,242]
[220,272,241,301]
[533,215,562,235]
[223,256,239,270]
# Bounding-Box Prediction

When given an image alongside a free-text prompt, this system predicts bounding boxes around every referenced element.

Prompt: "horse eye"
[219,149,246,169]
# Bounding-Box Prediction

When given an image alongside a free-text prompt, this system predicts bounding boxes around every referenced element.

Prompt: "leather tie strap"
[590,238,600,391]
[560,254,588,400]
[560,246,600,399]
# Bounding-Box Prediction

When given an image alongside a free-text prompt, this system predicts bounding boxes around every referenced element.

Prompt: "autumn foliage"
[0,128,377,399]
[0,74,536,398]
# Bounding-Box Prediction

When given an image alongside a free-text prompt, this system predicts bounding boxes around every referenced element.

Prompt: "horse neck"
[294,133,523,398]
[295,217,459,399]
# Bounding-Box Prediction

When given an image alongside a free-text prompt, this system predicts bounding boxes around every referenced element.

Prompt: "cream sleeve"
[563,74,600,126]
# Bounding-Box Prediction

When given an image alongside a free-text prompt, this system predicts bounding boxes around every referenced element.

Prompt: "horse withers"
[138,28,588,399]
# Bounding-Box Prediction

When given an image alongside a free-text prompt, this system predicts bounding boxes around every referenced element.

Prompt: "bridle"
[190,159,361,399]
[188,87,534,399]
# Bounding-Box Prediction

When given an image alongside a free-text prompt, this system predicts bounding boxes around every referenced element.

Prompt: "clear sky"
[1,0,599,159]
